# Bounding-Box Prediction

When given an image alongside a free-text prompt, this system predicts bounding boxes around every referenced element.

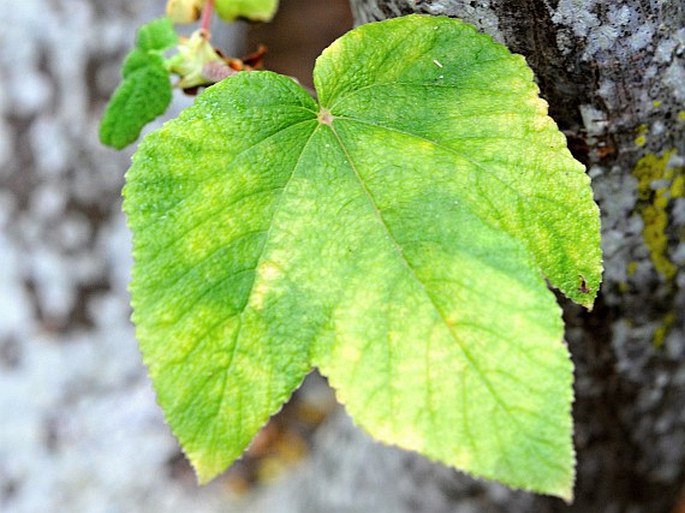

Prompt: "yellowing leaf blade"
[315,14,602,306]
[311,116,575,499]
[125,71,319,482]
[124,15,602,499]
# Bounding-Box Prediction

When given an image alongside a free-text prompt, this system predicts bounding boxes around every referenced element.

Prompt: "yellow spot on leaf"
[339,344,362,364]
[250,261,283,310]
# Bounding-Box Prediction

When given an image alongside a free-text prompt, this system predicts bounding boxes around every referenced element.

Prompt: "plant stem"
[200,0,215,35]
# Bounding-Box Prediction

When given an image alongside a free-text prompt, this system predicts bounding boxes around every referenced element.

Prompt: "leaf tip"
[580,298,596,311]
[561,490,575,505]
[519,459,575,503]
[193,465,217,486]
[187,451,224,486]
[573,270,603,310]
[549,475,575,504]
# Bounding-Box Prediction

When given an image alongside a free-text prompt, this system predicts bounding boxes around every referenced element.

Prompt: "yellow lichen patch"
[653,312,676,348]
[633,151,671,200]
[652,100,662,108]
[641,203,676,278]
[627,261,638,277]
[678,111,685,122]
[632,150,682,280]
[634,124,649,146]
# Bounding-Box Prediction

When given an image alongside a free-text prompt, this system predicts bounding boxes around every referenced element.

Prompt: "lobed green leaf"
[136,16,178,52]
[124,15,602,499]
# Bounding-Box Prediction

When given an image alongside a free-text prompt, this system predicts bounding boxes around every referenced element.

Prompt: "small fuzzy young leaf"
[136,16,178,52]
[125,15,602,500]
[100,54,172,149]
[215,0,279,22]
[100,18,177,149]
[122,49,156,75]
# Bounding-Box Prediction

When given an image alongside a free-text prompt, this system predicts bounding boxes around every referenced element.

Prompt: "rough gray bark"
[271,1,685,512]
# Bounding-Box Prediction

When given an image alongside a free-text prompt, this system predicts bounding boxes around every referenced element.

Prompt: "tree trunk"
[265,2,685,512]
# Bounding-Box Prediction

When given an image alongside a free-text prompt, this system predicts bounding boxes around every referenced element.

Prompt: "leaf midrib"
[324,121,484,382]
[221,121,322,424]
[170,120,323,475]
